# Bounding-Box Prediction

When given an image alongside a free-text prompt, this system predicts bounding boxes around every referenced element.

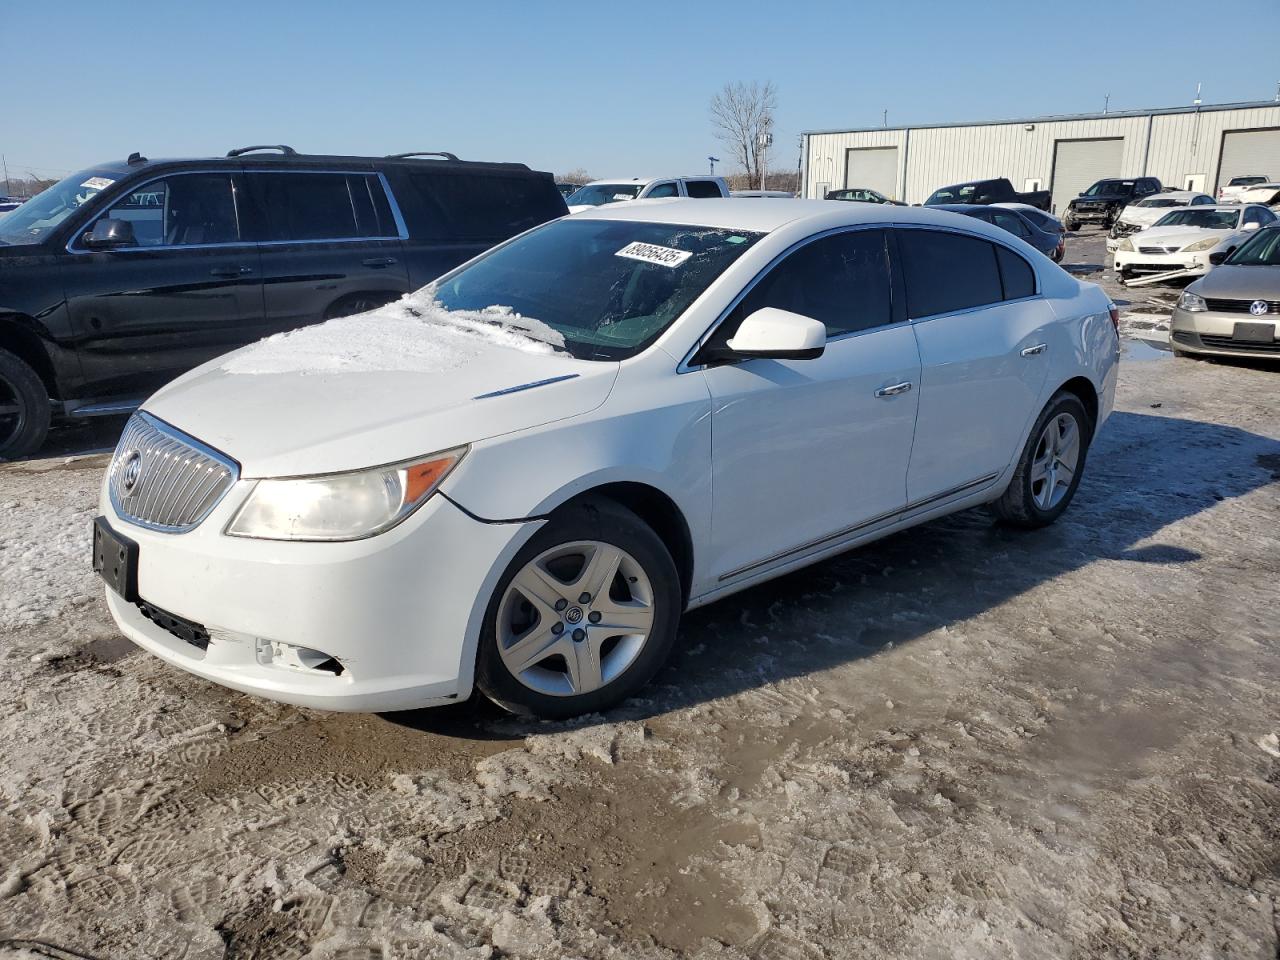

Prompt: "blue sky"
[5,0,1278,183]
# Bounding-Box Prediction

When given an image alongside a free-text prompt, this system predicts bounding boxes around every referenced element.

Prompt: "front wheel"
[475,498,681,719]
[993,391,1092,529]
[0,349,52,461]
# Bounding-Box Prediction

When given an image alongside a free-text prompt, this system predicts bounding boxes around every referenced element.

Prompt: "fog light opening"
[255,638,346,677]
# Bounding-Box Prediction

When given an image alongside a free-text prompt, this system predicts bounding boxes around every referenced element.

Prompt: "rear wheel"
[993,391,1091,529]
[475,498,681,719]
[0,349,51,461]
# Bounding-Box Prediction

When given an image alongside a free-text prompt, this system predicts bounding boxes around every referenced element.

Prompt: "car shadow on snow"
[390,408,1279,737]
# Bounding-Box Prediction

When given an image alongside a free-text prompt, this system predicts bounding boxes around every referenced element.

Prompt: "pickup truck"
[923,178,1051,210]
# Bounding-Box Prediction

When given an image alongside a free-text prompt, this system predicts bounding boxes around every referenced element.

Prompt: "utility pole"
[1,155,8,197]
[1103,93,1110,114]
[708,155,719,176]
[882,109,888,128]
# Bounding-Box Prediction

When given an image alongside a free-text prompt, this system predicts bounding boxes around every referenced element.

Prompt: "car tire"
[992,391,1092,530]
[475,497,682,719]
[1065,217,1080,232]
[0,348,52,461]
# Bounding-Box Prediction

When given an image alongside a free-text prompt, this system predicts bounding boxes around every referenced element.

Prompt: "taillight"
[1108,303,1120,331]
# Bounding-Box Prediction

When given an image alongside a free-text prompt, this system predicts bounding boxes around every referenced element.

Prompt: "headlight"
[1183,236,1220,252]
[1177,290,1207,312]
[1118,238,1135,252]
[226,447,466,541]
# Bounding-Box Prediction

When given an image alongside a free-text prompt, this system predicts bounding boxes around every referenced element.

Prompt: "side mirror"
[1208,251,1230,265]
[83,218,137,249]
[724,307,826,360]
[1242,221,1261,231]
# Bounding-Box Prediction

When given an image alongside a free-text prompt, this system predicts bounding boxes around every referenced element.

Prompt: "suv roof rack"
[387,151,459,161]
[226,144,298,158]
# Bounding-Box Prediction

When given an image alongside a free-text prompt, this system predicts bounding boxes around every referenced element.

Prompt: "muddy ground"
[1,229,1278,959]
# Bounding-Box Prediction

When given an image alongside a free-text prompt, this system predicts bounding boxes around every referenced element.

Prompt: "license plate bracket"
[92,517,138,602]
[1233,321,1276,343]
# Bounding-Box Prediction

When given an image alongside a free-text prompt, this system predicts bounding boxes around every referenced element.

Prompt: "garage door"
[1051,138,1123,215]
[1217,129,1280,191]
[845,147,898,199]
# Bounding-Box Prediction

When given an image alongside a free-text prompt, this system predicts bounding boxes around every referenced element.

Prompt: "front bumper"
[1113,248,1214,276]
[1068,205,1113,223]
[99,481,540,712]
[1170,306,1280,358]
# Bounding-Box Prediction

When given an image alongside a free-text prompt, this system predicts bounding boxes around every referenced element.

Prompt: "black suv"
[1063,177,1162,231]
[0,146,567,458]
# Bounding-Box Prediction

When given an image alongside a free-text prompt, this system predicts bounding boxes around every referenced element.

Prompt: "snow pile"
[220,289,566,376]
[0,481,99,632]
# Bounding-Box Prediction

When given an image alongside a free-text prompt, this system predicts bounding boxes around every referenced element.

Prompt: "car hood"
[141,298,620,478]
[1131,225,1232,246]
[1187,263,1280,300]
[1073,194,1129,204]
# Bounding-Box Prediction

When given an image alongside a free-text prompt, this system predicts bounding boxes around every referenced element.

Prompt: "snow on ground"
[1,228,1278,959]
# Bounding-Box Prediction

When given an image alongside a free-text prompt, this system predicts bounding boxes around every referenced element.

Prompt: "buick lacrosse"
[94,199,1119,718]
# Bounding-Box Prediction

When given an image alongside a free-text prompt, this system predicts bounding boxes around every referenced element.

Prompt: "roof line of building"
[801,99,1280,137]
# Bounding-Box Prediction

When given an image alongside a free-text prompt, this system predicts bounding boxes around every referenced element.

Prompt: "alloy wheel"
[0,375,25,452]
[497,541,655,697]
[1030,412,1080,511]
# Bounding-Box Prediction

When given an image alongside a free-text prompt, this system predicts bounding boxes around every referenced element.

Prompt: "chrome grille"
[1138,245,1179,255]
[108,412,239,533]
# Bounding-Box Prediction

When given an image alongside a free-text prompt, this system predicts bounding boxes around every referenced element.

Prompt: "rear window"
[401,172,566,241]
[684,180,724,199]
[245,172,396,241]
[898,229,1003,318]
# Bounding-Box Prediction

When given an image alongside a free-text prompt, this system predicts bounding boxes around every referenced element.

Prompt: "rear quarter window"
[396,171,567,241]
[684,180,724,199]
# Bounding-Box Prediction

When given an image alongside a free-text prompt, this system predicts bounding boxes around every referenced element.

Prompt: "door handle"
[210,266,253,277]
[362,256,398,268]
[875,381,913,398]
[1020,343,1048,357]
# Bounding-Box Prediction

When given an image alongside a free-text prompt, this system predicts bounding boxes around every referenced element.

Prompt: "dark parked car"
[0,197,25,214]
[1063,177,1162,230]
[930,204,1065,262]
[556,182,582,200]
[825,187,905,205]
[924,178,1051,210]
[0,146,568,458]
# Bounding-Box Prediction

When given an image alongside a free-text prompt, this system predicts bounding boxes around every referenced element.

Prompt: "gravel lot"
[1,228,1278,960]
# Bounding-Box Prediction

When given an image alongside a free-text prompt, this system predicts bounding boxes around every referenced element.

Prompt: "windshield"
[1229,176,1266,186]
[432,218,763,360]
[925,184,977,205]
[1223,227,1280,266]
[1153,209,1240,230]
[0,168,117,246]
[1137,198,1183,208]
[565,183,644,207]
[1083,180,1134,197]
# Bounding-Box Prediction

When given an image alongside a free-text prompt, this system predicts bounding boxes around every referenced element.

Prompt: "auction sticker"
[80,177,115,190]
[615,241,692,268]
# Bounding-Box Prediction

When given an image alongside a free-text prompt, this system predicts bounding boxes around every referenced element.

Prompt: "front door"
[700,228,921,583]
[894,228,1053,505]
[62,171,264,399]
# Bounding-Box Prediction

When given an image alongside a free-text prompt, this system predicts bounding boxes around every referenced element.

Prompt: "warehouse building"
[801,99,1280,212]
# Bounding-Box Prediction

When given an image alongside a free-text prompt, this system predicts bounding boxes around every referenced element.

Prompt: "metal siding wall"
[805,105,1280,204]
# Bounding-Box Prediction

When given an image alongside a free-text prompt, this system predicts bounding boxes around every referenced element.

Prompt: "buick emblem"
[1249,300,1270,316]
[565,606,584,624]
[121,450,142,494]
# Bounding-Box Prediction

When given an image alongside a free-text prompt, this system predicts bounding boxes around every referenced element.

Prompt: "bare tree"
[557,167,591,186]
[710,81,777,190]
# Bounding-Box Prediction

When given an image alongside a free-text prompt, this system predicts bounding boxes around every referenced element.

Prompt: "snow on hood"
[220,289,565,376]
[144,292,618,478]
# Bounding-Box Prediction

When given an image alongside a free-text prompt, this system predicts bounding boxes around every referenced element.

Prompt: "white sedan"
[1113,204,1279,282]
[565,176,729,213]
[93,200,1118,718]
[1105,190,1216,251]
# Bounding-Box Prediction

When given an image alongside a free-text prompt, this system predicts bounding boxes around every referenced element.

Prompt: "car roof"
[568,197,1022,234]
[77,153,540,178]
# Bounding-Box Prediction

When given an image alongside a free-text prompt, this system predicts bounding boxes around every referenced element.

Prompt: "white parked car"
[1113,204,1279,282]
[1217,175,1270,204]
[565,176,729,213]
[94,200,1118,718]
[1237,182,1280,208]
[1105,191,1216,251]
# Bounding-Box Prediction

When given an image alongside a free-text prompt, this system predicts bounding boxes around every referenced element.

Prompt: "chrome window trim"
[109,411,241,534]
[66,167,409,255]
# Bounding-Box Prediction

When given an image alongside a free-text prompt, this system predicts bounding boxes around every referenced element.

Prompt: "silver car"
[1170,224,1280,359]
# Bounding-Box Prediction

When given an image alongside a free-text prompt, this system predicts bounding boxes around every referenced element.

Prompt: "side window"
[1260,208,1277,224]
[1191,195,1213,205]
[646,182,680,198]
[995,246,1036,300]
[990,210,1032,239]
[684,179,724,199]
[96,174,239,247]
[898,229,1003,318]
[247,172,375,242]
[733,229,894,338]
[1243,207,1266,226]
[398,172,565,241]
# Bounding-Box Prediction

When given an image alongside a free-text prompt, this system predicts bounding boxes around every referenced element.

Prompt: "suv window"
[94,173,240,247]
[898,229,1003,318]
[646,182,680,198]
[400,172,566,241]
[732,229,893,338]
[245,172,393,242]
[684,179,723,199]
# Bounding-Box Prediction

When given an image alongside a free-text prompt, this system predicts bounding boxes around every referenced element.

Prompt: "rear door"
[62,170,264,398]
[241,169,411,330]
[701,228,920,583]
[896,228,1054,505]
